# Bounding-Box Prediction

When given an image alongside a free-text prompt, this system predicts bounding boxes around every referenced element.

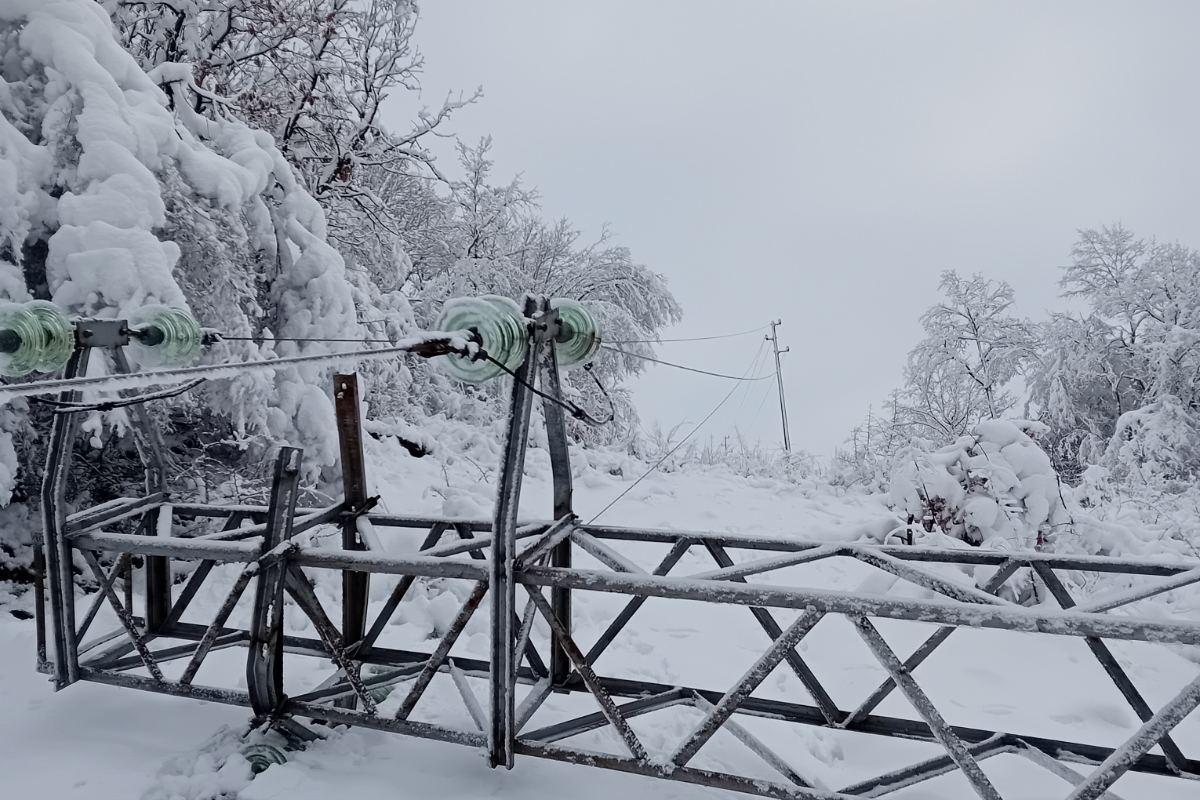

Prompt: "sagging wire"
[587,342,768,524]
[2,321,775,414]
[600,344,777,381]
[29,378,207,414]
[602,324,768,345]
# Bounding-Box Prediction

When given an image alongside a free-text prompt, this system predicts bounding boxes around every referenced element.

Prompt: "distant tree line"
[836,223,1200,498]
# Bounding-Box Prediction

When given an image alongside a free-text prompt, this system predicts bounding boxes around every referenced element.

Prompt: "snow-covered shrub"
[697,436,822,482]
[1099,395,1200,490]
[830,444,888,492]
[1072,396,1200,557]
[628,426,820,485]
[888,419,1070,547]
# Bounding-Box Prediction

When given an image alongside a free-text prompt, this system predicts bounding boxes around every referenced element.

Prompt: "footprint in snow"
[1051,712,1084,725]
[1054,705,1132,728]
[657,627,700,638]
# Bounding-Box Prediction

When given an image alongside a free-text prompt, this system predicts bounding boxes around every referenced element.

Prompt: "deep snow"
[1,439,1198,799]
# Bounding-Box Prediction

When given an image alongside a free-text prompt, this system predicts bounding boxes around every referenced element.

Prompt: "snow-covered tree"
[399,140,682,445]
[100,8,681,448]
[848,272,1038,465]
[2,0,379,481]
[902,271,1037,424]
[0,0,681,575]
[1030,224,1200,486]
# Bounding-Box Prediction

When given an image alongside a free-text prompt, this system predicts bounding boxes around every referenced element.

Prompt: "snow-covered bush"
[1072,396,1200,556]
[1099,395,1200,490]
[888,419,1070,547]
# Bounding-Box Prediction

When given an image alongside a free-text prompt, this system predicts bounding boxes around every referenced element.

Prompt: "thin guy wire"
[747,379,775,428]
[480,354,614,426]
[731,346,769,419]
[600,344,777,381]
[587,343,767,525]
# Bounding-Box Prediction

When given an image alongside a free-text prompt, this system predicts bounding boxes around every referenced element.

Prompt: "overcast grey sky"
[390,1,1200,455]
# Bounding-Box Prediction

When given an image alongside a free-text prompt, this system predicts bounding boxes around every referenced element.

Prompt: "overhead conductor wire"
[0,332,475,404]
[600,344,776,381]
[587,342,772,524]
[602,324,768,345]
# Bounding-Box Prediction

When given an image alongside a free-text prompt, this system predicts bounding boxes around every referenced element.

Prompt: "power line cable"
[0,333,473,403]
[30,378,206,413]
[217,323,768,348]
[587,344,766,524]
[602,325,768,345]
[215,334,397,344]
[600,344,776,381]
[0,322,780,403]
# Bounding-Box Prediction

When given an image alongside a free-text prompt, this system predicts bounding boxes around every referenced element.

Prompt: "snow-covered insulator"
[25,301,75,373]
[240,742,288,774]
[127,305,203,365]
[0,301,57,377]
[550,297,601,369]
[364,663,398,704]
[435,295,529,383]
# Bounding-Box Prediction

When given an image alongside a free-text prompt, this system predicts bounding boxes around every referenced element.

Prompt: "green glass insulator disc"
[25,300,74,373]
[435,295,529,383]
[364,663,397,704]
[549,298,601,368]
[0,301,47,377]
[239,742,288,774]
[128,305,203,365]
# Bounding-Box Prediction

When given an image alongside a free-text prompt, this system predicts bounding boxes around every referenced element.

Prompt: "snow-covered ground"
[2,439,1198,799]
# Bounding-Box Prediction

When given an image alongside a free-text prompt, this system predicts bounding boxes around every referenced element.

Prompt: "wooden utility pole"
[766,320,791,452]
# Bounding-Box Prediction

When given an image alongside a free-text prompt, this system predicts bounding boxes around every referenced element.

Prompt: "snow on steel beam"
[853,616,1001,800]
[514,740,855,800]
[687,544,845,581]
[670,610,826,767]
[72,531,261,561]
[286,700,487,749]
[79,668,253,707]
[836,734,1014,797]
[289,548,491,580]
[843,559,1021,727]
[581,524,1200,576]
[516,565,1200,645]
[522,688,689,744]
[1075,565,1200,614]
[65,493,166,536]
[1066,672,1200,799]
[592,674,1200,779]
